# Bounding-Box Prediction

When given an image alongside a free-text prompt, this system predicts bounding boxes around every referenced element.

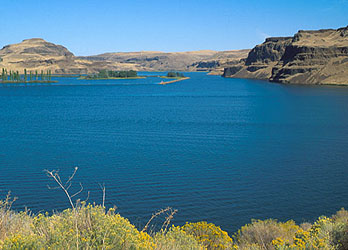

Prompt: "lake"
[1,72,348,234]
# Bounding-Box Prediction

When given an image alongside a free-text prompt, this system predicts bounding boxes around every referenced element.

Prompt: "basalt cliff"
[223,26,348,85]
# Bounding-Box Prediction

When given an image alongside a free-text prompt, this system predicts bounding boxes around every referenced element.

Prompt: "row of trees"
[1,68,52,82]
[167,72,185,78]
[85,70,138,79]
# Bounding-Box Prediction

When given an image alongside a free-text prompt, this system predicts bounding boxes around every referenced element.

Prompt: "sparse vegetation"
[166,72,185,78]
[1,168,348,249]
[82,70,142,80]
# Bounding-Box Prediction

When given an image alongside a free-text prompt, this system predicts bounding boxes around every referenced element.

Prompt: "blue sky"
[0,0,347,55]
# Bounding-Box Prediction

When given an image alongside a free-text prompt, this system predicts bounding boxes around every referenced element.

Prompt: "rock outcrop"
[223,26,348,85]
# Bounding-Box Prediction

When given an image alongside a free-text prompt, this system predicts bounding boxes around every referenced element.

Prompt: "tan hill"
[0,38,140,74]
[223,26,348,85]
[79,49,250,72]
[188,49,250,75]
[0,38,249,74]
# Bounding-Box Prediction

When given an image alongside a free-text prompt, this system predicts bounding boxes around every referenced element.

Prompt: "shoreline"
[224,76,348,87]
[0,80,58,84]
[78,76,146,80]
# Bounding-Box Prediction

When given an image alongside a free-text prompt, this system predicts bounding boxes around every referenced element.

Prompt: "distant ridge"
[0,38,249,74]
[79,49,250,72]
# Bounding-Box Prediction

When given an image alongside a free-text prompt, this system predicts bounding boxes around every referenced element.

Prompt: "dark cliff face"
[245,37,292,65]
[222,37,292,80]
[224,26,348,85]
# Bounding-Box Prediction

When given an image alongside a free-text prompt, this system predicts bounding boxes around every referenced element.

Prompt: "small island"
[159,72,190,85]
[0,68,57,84]
[160,71,186,79]
[80,70,145,80]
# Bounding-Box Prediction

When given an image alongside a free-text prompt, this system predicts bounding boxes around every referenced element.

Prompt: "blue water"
[1,72,348,234]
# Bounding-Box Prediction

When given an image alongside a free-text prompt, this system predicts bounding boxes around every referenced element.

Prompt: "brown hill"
[0,38,249,74]
[223,26,348,85]
[79,49,250,72]
[0,39,140,74]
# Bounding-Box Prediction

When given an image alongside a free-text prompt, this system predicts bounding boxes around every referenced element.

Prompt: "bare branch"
[142,207,171,232]
[83,191,90,204]
[66,182,72,191]
[99,183,106,207]
[71,182,83,198]
[45,169,75,209]
[65,166,78,187]
[47,185,60,190]
[162,208,178,232]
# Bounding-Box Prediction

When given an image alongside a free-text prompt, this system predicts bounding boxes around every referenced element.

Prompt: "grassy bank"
[1,193,347,249]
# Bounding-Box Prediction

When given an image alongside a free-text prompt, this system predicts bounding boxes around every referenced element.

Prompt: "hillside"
[0,38,249,74]
[223,26,348,85]
[79,49,250,72]
[0,39,142,74]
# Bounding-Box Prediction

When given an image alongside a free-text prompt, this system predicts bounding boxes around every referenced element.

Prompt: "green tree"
[98,69,108,78]
[119,71,127,78]
[127,70,137,77]
[167,72,176,77]
[35,70,38,81]
[24,69,27,82]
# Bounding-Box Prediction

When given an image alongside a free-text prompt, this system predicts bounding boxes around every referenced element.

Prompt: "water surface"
[1,72,348,233]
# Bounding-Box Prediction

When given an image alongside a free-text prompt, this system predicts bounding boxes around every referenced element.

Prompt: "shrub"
[272,217,333,249]
[332,208,348,223]
[235,219,300,250]
[154,226,204,250]
[181,221,234,249]
[0,193,33,243]
[331,221,348,250]
[1,202,155,249]
[2,190,348,250]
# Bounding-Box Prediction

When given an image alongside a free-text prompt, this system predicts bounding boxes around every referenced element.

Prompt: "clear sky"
[0,0,347,55]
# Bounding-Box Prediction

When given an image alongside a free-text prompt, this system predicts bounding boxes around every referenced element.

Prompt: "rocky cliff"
[223,26,348,85]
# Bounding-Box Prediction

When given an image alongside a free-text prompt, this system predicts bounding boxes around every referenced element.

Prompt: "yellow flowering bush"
[272,217,334,249]
[1,192,348,250]
[181,221,234,249]
[154,225,204,250]
[1,203,155,250]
